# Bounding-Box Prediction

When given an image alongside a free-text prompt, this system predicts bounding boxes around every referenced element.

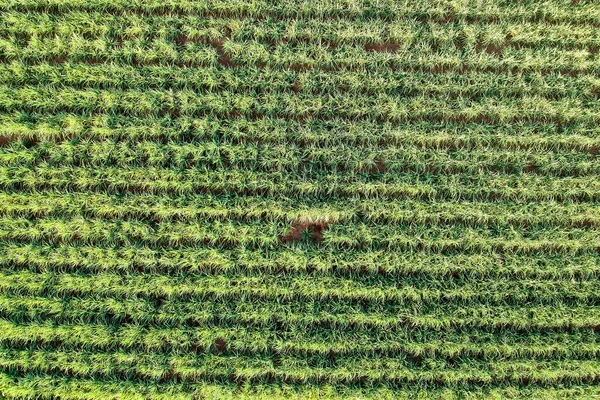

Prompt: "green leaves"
[1,1,600,397]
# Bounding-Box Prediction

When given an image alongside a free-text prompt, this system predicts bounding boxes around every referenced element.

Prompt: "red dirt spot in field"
[578,219,595,228]
[281,218,331,243]
[218,53,236,67]
[0,136,11,146]
[311,223,328,242]
[441,14,455,23]
[230,373,246,384]
[190,341,205,353]
[523,163,538,173]
[208,39,237,68]
[174,35,192,46]
[208,38,225,49]
[446,356,458,367]
[328,349,337,362]
[87,57,104,65]
[364,42,399,52]
[476,42,503,55]
[215,338,227,352]
[290,63,312,72]
[589,145,599,155]
[291,79,301,93]
[453,38,466,51]
[560,69,579,78]
[363,158,386,174]
[410,354,423,366]
[162,367,176,381]
[432,64,469,74]
[473,114,487,123]
[572,0,580,4]
[272,349,282,366]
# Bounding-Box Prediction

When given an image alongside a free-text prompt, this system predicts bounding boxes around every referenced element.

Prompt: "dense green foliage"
[1,0,600,398]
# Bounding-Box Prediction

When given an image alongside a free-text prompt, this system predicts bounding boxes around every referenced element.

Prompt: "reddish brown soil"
[328,349,337,362]
[208,38,225,49]
[174,35,191,46]
[0,136,11,146]
[215,338,227,352]
[410,354,423,366]
[218,53,236,67]
[486,44,503,54]
[476,42,503,55]
[523,163,538,173]
[363,158,386,174]
[364,42,399,52]
[281,219,330,243]
[162,367,176,381]
[432,64,470,74]
[208,38,237,67]
[52,56,68,64]
[290,63,312,72]
[291,79,301,93]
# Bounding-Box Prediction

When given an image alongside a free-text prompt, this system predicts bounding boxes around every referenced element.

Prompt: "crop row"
[1,372,598,400]
[2,141,599,177]
[3,269,600,308]
[3,12,600,51]
[1,2,598,397]
[3,166,600,203]
[3,63,598,101]
[3,319,600,360]
[2,38,599,75]
[1,86,598,124]
[3,215,600,251]
[1,0,598,26]
[1,1,598,398]
[3,192,600,229]
[3,114,600,153]
[4,243,600,280]
[4,346,600,387]
[2,293,600,332]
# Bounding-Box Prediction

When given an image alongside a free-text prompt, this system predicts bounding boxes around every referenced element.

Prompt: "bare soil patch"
[364,42,399,52]
[291,79,302,93]
[281,219,331,243]
[207,39,237,68]
[215,338,227,352]
[0,136,12,146]
[476,41,503,55]
[364,158,386,174]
